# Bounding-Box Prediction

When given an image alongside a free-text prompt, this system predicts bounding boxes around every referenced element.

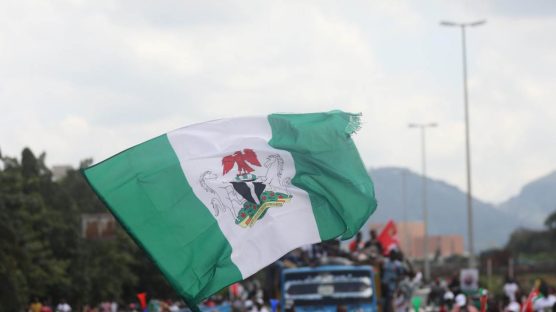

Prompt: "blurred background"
[1,0,555,311]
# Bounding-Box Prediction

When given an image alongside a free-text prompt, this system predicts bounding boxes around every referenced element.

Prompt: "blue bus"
[281,265,378,312]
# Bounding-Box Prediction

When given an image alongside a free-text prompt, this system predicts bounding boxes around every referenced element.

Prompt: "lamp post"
[440,19,486,269]
[409,122,437,281]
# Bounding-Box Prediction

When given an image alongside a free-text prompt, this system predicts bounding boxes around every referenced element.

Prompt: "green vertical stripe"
[83,135,241,305]
[268,111,377,241]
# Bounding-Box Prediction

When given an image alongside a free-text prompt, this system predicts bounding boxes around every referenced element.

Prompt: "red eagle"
[222,149,262,176]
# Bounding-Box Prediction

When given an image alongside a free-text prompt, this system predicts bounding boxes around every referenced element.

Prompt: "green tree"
[506,210,556,258]
[0,148,178,311]
[544,210,556,230]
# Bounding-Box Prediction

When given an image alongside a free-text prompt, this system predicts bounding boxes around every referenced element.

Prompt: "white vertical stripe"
[167,117,321,278]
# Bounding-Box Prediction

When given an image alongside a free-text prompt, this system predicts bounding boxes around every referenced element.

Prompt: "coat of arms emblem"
[199,149,293,228]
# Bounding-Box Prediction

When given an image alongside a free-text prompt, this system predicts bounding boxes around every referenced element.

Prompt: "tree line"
[0,148,177,311]
[504,210,556,258]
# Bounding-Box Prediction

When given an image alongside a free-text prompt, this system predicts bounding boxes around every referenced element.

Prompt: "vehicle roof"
[282,265,374,274]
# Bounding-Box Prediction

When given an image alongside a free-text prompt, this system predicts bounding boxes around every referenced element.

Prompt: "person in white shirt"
[503,277,520,303]
[533,281,556,312]
[505,301,520,312]
[55,299,71,312]
[533,295,556,312]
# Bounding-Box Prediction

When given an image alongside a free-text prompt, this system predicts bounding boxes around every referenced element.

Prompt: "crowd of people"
[273,228,556,312]
[347,229,556,312]
[29,298,190,312]
[28,298,72,312]
[27,228,556,312]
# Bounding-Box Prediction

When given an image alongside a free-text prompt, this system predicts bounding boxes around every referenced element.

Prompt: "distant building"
[51,165,73,181]
[411,235,464,259]
[368,221,464,259]
[81,213,116,239]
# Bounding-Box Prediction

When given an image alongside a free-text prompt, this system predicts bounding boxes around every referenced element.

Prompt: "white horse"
[199,171,243,219]
[258,154,292,194]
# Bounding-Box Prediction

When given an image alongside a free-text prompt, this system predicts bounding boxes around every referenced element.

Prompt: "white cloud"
[0,0,554,203]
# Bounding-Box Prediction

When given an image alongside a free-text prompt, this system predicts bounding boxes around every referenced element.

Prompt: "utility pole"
[440,19,486,269]
[409,122,437,281]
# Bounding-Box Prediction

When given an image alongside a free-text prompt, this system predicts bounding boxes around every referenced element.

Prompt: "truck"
[280,265,378,312]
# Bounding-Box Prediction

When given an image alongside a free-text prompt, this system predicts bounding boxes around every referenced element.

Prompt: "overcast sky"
[1,0,555,204]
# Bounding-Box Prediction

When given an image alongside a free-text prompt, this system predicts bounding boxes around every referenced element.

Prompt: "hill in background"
[365,167,552,251]
[499,170,556,228]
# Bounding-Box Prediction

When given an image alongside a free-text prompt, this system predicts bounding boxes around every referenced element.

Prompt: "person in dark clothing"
[449,274,461,296]
[381,251,403,312]
[349,232,363,253]
[365,229,383,255]
[428,278,446,307]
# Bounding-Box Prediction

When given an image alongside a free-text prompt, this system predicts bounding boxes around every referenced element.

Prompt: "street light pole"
[409,122,437,281]
[440,19,486,269]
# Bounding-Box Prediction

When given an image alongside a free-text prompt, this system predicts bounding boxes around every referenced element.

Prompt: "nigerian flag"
[83,110,377,307]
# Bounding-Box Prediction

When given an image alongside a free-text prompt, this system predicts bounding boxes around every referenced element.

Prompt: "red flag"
[229,283,241,298]
[480,289,488,312]
[137,292,147,310]
[522,286,540,312]
[378,220,399,255]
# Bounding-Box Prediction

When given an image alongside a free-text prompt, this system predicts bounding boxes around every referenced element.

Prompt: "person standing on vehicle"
[382,251,403,312]
[365,229,383,255]
[349,232,364,253]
